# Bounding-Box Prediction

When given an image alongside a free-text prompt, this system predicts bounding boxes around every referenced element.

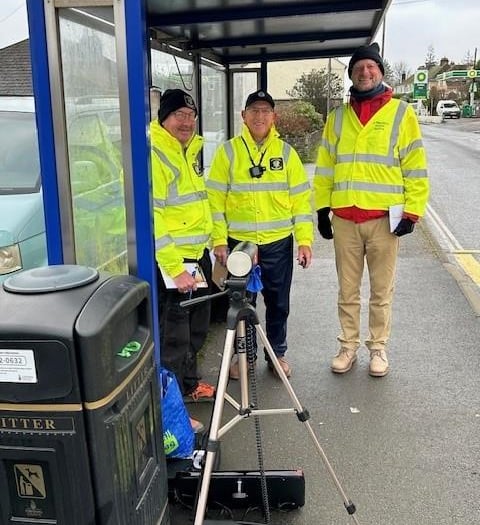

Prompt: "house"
[0,38,117,99]
[0,39,32,96]
[267,57,346,102]
[393,57,474,104]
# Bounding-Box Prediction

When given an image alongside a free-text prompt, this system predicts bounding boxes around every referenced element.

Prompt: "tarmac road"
[421,118,480,314]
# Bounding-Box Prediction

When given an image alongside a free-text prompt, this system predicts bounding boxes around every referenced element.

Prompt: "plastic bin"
[0,265,169,525]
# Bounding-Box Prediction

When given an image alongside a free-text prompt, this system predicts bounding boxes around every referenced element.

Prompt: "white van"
[436,100,460,119]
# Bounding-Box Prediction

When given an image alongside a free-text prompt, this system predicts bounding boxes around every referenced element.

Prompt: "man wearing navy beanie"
[314,42,429,378]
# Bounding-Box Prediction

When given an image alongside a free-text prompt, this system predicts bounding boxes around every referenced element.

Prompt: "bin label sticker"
[14,464,46,499]
[0,349,37,383]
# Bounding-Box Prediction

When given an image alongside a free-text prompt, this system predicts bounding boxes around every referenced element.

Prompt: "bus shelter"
[25,0,390,366]
[0,2,392,524]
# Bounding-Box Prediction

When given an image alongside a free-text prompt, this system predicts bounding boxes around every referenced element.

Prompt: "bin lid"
[2,265,99,294]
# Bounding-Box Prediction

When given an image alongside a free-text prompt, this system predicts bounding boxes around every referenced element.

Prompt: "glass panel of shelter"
[58,7,128,274]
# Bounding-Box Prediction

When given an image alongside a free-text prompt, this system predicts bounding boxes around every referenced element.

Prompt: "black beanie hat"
[158,89,197,123]
[348,43,385,78]
[245,89,275,109]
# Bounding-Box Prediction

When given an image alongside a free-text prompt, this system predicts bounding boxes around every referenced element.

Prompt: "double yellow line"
[452,250,480,286]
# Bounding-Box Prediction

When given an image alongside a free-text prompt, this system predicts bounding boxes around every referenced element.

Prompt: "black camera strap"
[241,136,267,169]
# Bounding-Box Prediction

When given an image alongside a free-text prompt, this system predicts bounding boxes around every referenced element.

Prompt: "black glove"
[393,218,415,237]
[317,208,333,239]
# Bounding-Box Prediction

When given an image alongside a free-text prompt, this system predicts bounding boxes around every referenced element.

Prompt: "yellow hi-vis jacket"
[150,120,212,278]
[313,99,429,217]
[207,124,313,247]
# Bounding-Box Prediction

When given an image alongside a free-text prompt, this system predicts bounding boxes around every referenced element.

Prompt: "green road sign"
[413,83,427,99]
[436,69,480,80]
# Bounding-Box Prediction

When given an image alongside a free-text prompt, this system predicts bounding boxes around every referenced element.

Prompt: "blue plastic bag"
[247,264,263,292]
[159,367,194,459]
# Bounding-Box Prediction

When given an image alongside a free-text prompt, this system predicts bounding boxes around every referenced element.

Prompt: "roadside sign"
[436,69,480,80]
[413,83,427,99]
[414,70,428,83]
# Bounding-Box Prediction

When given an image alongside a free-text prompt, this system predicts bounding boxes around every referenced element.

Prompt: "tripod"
[182,273,360,525]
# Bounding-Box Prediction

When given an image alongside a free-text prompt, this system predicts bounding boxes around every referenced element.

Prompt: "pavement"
[168,147,480,525]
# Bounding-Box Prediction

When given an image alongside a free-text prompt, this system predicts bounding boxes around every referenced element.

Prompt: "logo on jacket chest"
[192,159,204,176]
[373,121,389,132]
[269,157,284,171]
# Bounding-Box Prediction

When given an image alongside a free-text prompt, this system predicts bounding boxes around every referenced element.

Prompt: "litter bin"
[462,104,473,117]
[0,265,169,525]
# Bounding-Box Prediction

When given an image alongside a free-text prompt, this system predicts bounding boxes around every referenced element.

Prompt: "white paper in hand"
[389,204,404,232]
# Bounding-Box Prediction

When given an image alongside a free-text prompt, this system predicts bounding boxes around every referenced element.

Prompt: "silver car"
[0,97,46,282]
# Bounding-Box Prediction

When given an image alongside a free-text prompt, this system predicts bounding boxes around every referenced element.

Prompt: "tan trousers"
[331,215,399,352]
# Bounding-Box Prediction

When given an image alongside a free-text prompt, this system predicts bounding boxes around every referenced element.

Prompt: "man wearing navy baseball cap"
[207,88,314,381]
[244,89,275,109]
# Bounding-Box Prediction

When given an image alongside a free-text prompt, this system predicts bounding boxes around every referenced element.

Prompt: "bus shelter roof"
[146,0,391,65]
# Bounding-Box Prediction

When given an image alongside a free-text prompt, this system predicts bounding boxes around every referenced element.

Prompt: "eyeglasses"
[246,108,274,115]
[172,110,198,122]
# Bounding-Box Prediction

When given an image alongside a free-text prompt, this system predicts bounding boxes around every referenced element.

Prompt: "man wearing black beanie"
[158,88,197,125]
[314,43,429,378]
[347,42,385,78]
[151,88,214,433]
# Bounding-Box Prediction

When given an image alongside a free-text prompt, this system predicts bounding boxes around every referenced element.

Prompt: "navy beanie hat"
[348,43,385,78]
[158,89,197,123]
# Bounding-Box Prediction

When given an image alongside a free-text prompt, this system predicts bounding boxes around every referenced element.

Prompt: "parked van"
[436,100,461,119]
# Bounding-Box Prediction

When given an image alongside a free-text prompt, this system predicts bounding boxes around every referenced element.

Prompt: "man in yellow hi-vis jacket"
[314,43,429,377]
[151,89,215,432]
[207,90,314,379]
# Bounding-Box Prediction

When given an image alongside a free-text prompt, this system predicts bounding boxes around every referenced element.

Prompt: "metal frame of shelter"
[25,0,390,361]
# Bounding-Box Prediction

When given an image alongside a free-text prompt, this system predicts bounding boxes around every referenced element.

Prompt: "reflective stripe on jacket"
[207,124,313,247]
[150,120,212,278]
[313,99,429,217]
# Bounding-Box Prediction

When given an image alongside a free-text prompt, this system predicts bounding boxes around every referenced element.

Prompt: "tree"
[382,59,395,87]
[275,101,323,162]
[463,50,475,67]
[287,68,343,118]
[425,45,437,69]
[391,61,413,86]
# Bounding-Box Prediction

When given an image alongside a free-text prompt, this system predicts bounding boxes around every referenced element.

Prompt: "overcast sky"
[1,0,479,73]
[381,0,480,72]
[0,1,27,49]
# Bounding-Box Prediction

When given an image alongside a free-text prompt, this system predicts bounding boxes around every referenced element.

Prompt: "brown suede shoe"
[369,350,389,377]
[229,355,257,380]
[331,348,357,374]
[268,356,292,378]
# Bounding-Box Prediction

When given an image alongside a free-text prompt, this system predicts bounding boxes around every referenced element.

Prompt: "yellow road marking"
[455,254,480,285]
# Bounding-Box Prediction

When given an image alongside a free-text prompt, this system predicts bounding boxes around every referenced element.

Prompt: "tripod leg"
[255,322,361,524]
[193,328,236,525]
[235,320,253,411]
